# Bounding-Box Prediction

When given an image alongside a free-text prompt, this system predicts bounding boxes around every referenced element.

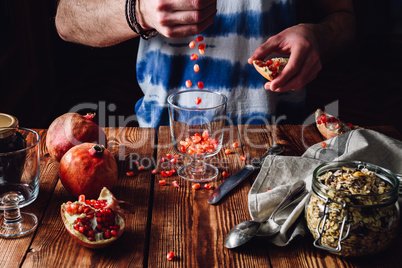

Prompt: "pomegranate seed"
[195,36,204,42]
[222,171,230,178]
[159,179,166,186]
[161,171,168,178]
[126,171,134,177]
[266,188,271,191]
[274,60,280,67]
[165,170,172,176]
[267,59,273,66]
[189,40,195,48]
[79,226,85,234]
[138,165,144,171]
[185,79,192,88]
[225,149,231,155]
[192,183,201,190]
[161,156,166,162]
[173,181,180,188]
[321,142,327,148]
[195,97,202,105]
[204,183,212,189]
[193,64,200,73]
[170,168,176,174]
[167,251,175,261]
[180,145,186,152]
[165,154,172,159]
[170,158,177,164]
[232,142,239,148]
[197,81,204,89]
[78,195,85,202]
[110,230,117,237]
[240,155,246,161]
[190,53,198,60]
[198,43,206,50]
[152,169,158,174]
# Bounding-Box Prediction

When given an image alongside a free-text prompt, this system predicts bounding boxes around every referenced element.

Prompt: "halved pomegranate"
[61,187,131,249]
[315,109,362,139]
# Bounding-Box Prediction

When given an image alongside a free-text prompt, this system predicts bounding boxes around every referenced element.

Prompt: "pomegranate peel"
[46,112,107,162]
[61,187,130,249]
[315,109,362,140]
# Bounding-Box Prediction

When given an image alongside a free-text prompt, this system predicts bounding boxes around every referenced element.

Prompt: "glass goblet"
[168,90,227,182]
[0,127,40,238]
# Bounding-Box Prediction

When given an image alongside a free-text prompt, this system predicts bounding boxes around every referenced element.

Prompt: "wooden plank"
[22,127,156,267]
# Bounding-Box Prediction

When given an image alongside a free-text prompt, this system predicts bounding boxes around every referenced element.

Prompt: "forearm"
[309,0,356,63]
[55,0,138,47]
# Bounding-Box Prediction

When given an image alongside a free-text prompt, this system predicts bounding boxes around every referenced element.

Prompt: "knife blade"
[207,144,284,205]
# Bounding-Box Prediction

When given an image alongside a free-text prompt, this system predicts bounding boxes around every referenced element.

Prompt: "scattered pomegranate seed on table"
[167,251,175,261]
[321,142,327,148]
[138,165,144,171]
[222,171,230,178]
[172,181,180,188]
[204,183,212,189]
[232,142,239,148]
[240,155,246,161]
[166,153,172,159]
[151,169,158,174]
[224,149,231,155]
[159,179,166,186]
[126,171,134,177]
[192,183,201,190]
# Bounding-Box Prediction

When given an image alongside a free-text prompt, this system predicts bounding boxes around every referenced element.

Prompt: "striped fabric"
[135,0,306,128]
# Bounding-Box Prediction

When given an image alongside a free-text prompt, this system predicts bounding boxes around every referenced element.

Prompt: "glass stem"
[3,208,22,225]
[190,157,206,175]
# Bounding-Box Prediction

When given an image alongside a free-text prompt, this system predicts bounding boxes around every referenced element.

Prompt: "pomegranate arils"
[197,81,204,89]
[196,97,202,105]
[195,36,204,42]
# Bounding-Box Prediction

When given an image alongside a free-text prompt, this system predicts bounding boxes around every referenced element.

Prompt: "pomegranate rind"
[315,109,362,139]
[253,57,288,81]
[60,188,126,249]
[46,113,107,162]
[59,143,118,199]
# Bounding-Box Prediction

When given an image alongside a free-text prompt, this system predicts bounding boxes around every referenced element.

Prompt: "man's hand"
[248,23,322,92]
[137,0,217,38]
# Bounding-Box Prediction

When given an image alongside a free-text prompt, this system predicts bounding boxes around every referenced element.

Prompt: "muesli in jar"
[305,162,399,257]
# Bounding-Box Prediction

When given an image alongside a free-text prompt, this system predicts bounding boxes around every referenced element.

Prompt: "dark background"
[1,0,401,133]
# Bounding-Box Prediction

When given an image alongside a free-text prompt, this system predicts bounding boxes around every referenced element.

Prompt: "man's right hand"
[137,0,217,38]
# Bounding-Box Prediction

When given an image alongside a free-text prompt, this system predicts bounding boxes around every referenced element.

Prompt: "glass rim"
[0,127,40,157]
[167,90,228,111]
[313,160,400,199]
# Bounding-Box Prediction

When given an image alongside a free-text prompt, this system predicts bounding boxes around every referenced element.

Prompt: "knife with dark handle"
[207,144,284,205]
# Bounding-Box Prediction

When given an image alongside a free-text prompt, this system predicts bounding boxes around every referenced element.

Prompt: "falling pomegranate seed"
[195,36,204,42]
[240,155,246,161]
[190,53,198,60]
[167,251,175,261]
[232,142,239,148]
[225,149,231,155]
[193,64,200,73]
[159,179,166,186]
[189,40,196,48]
[204,183,212,189]
[321,142,327,148]
[185,79,192,88]
[195,97,202,105]
[126,171,134,177]
[198,43,206,55]
[197,81,204,89]
[222,171,230,178]
[192,183,201,190]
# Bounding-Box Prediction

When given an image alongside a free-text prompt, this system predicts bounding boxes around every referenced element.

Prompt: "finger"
[270,59,322,92]
[158,10,216,37]
[161,0,217,12]
[248,35,282,64]
[160,2,217,27]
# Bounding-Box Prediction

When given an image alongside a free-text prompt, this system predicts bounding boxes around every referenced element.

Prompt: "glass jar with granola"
[305,161,400,257]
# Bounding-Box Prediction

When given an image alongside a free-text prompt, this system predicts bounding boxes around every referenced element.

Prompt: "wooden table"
[2,125,402,268]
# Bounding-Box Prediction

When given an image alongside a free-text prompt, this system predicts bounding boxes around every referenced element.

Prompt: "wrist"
[125,0,157,40]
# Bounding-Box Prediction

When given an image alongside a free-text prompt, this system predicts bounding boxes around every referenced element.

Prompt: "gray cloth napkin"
[248,129,402,246]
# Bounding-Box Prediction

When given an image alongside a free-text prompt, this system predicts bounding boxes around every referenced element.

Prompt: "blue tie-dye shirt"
[135,0,306,128]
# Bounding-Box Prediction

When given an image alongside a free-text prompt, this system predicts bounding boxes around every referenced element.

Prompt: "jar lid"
[0,113,19,139]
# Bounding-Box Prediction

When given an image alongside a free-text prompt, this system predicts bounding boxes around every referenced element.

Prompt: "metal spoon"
[224,180,306,249]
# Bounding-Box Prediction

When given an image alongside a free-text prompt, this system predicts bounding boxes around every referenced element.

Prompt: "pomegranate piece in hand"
[61,187,132,249]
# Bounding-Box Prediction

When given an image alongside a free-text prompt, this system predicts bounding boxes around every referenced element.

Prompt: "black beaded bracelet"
[125,0,158,40]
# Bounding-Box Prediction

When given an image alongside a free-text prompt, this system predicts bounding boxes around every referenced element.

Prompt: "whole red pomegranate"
[46,113,106,162]
[59,143,118,199]
[61,187,131,249]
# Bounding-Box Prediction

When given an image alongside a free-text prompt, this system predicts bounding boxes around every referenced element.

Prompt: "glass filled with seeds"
[305,161,400,257]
